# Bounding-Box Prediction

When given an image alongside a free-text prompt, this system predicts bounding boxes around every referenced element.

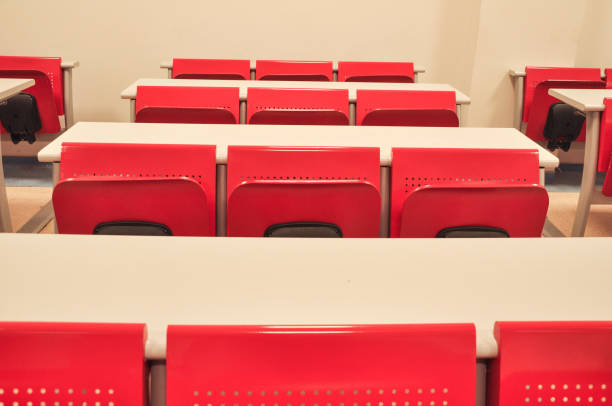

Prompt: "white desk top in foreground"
[1,234,611,359]
[549,88,612,112]
[0,78,34,102]
[37,122,559,169]
[121,78,470,104]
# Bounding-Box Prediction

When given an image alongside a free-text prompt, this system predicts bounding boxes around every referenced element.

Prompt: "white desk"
[121,78,470,125]
[38,122,559,237]
[1,233,612,360]
[0,78,35,232]
[548,88,612,237]
[160,59,427,82]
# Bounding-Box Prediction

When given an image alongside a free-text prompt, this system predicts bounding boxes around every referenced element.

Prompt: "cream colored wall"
[0,0,608,129]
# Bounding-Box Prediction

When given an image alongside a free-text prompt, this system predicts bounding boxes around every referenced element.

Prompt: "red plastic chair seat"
[135,86,240,124]
[357,90,458,126]
[167,324,476,406]
[0,56,63,134]
[247,88,349,125]
[226,146,381,237]
[338,61,415,83]
[0,322,146,406]
[488,321,612,406]
[52,143,216,236]
[391,148,549,237]
[172,58,251,80]
[256,60,333,81]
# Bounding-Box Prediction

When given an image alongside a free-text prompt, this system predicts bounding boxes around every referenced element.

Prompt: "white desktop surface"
[0,78,35,102]
[37,122,559,169]
[549,88,612,112]
[1,234,611,359]
[121,78,470,104]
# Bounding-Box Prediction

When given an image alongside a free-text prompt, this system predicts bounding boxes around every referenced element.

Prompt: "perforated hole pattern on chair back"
[487,321,612,406]
[255,60,333,81]
[173,58,251,80]
[246,88,349,125]
[135,86,240,124]
[356,90,458,127]
[166,324,476,406]
[0,322,147,406]
[390,148,548,238]
[52,142,216,236]
[226,146,381,237]
[0,56,63,134]
[338,62,415,83]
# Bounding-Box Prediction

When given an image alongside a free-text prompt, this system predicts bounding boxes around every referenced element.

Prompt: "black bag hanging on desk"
[543,102,586,152]
[0,92,42,144]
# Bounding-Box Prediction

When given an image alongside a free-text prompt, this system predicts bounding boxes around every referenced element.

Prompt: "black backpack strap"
[0,93,42,144]
[543,102,586,152]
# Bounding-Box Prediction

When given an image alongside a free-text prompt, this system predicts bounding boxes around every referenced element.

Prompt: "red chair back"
[356,90,458,126]
[226,146,380,237]
[256,60,333,81]
[0,322,146,406]
[172,58,251,80]
[247,87,349,125]
[488,321,612,406]
[338,61,415,83]
[606,68,612,89]
[52,143,216,236]
[390,148,549,237]
[599,98,612,196]
[523,67,603,141]
[0,55,63,134]
[167,324,476,406]
[135,86,240,124]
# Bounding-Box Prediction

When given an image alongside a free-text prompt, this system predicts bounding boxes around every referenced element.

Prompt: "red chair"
[52,143,216,236]
[256,60,333,81]
[488,321,612,406]
[523,67,604,142]
[0,55,64,135]
[338,61,415,83]
[356,90,459,126]
[167,324,476,406]
[390,148,549,238]
[135,86,240,124]
[606,69,612,89]
[0,322,146,406]
[598,98,612,196]
[246,88,349,125]
[227,146,380,237]
[172,58,251,80]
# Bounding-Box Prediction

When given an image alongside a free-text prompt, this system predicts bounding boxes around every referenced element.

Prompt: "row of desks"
[2,233,611,359]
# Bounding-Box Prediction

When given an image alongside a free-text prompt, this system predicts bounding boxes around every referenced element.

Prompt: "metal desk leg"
[571,111,600,237]
[239,101,247,124]
[456,104,463,127]
[63,68,75,128]
[414,72,419,83]
[216,164,227,236]
[0,140,13,232]
[539,167,545,186]
[130,99,136,123]
[349,103,356,125]
[150,361,166,406]
[167,68,173,79]
[379,167,390,237]
[513,75,524,131]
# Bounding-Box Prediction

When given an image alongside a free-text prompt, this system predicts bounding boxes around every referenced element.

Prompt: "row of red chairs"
[1,321,611,406]
[172,59,416,82]
[52,144,549,238]
[135,86,460,126]
[522,66,612,144]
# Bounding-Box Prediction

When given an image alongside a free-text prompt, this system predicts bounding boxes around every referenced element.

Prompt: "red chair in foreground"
[53,143,216,236]
[256,60,333,81]
[0,322,146,406]
[598,98,612,196]
[246,87,349,125]
[338,61,415,83]
[227,146,380,237]
[172,58,251,80]
[167,324,476,406]
[390,148,549,238]
[135,86,240,124]
[523,67,604,143]
[488,321,612,406]
[0,56,64,141]
[356,90,459,126]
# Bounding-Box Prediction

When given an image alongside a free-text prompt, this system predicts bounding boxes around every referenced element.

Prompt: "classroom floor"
[4,157,612,236]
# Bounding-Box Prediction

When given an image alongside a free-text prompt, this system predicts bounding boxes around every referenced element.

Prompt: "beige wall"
[0,0,608,128]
